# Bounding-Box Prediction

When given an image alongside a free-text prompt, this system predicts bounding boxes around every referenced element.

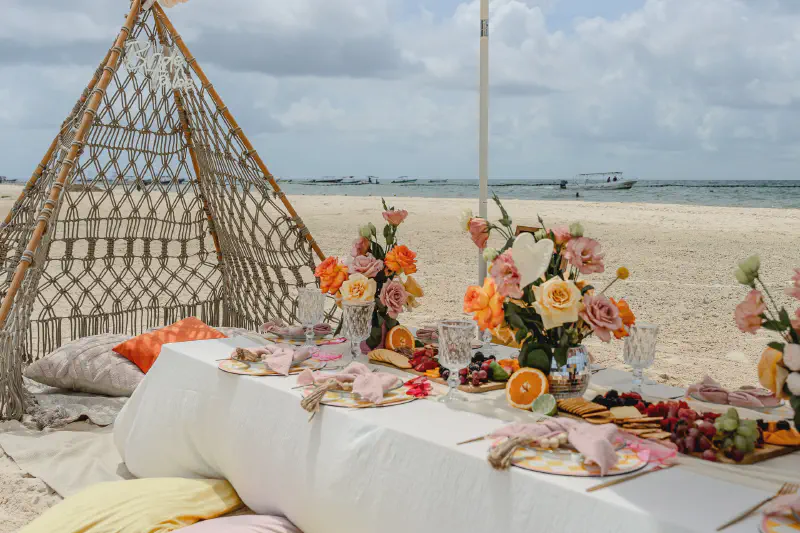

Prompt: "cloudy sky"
[2,0,800,180]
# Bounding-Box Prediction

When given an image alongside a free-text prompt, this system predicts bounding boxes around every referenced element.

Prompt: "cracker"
[644,431,672,440]
[610,406,643,420]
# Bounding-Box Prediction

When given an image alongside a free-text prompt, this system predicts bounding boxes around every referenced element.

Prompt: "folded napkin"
[263,320,332,337]
[298,362,400,404]
[231,345,312,376]
[488,419,619,475]
[688,376,781,408]
[763,494,800,517]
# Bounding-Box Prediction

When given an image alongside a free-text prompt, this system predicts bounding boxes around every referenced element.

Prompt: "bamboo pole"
[152,14,224,264]
[151,3,326,262]
[0,0,143,327]
[1,49,113,229]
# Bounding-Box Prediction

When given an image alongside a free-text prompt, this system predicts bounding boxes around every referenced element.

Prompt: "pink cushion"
[179,515,301,533]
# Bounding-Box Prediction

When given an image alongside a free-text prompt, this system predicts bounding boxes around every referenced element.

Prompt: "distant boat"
[428,179,448,184]
[0,176,15,183]
[340,177,370,185]
[295,177,344,184]
[392,176,417,184]
[561,172,637,191]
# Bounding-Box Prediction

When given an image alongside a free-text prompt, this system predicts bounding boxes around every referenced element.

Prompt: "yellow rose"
[758,347,790,399]
[403,276,424,310]
[340,273,377,302]
[532,277,582,330]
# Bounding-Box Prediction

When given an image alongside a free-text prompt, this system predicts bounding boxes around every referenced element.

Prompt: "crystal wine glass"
[479,326,494,358]
[437,320,476,403]
[342,300,375,363]
[297,287,326,347]
[623,323,659,394]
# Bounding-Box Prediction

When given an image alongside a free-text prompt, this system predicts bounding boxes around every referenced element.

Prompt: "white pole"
[478,0,490,284]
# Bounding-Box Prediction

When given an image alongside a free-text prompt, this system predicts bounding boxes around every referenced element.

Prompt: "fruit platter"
[369,347,514,393]
[557,389,800,465]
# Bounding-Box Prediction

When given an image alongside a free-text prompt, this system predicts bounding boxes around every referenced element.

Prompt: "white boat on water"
[561,172,637,190]
[392,176,417,184]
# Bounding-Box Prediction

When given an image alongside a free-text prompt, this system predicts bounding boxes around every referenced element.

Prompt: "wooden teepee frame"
[0,0,330,419]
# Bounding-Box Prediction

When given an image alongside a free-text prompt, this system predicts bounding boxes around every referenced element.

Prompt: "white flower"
[784,344,800,372]
[734,267,754,286]
[738,255,761,277]
[459,208,474,232]
[786,371,800,396]
[483,248,499,263]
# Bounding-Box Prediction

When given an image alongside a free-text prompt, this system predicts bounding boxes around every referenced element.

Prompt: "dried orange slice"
[385,325,415,351]
[506,368,549,410]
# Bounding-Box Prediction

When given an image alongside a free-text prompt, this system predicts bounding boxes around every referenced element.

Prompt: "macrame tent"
[0,0,332,419]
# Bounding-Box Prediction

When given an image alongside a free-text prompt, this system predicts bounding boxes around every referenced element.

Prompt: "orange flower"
[611,298,636,339]
[385,245,417,275]
[314,257,349,295]
[463,277,505,331]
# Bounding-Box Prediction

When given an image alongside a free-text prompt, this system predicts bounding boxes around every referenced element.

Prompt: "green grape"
[745,440,756,453]
[741,419,757,430]
[722,418,739,432]
[734,435,749,452]
[726,408,740,423]
[736,425,754,438]
[723,437,734,450]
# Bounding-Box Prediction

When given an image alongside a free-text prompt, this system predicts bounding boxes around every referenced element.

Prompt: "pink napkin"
[263,320,331,337]
[688,375,780,408]
[763,494,800,517]
[232,345,312,376]
[489,419,620,476]
[297,362,400,403]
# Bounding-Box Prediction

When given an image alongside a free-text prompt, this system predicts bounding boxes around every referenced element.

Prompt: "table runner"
[114,337,797,533]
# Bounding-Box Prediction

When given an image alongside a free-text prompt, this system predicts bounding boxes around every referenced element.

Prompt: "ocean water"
[276,179,800,209]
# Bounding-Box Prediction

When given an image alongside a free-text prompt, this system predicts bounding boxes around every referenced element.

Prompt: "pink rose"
[382,209,408,226]
[468,218,489,250]
[380,279,408,319]
[734,289,765,334]
[490,250,523,299]
[351,236,370,257]
[551,226,571,245]
[791,308,800,333]
[786,268,800,300]
[580,294,623,342]
[564,237,605,275]
[348,254,384,279]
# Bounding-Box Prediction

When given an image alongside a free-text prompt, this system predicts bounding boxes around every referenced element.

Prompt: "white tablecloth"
[114,337,798,533]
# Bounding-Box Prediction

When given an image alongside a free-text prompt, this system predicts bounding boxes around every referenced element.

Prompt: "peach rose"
[351,236,370,257]
[340,273,377,302]
[532,277,582,330]
[382,209,408,226]
[314,257,349,295]
[758,347,790,399]
[734,289,765,334]
[463,278,504,331]
[384,245,417,275]
[468,218,489,250]
[551,226,572,245]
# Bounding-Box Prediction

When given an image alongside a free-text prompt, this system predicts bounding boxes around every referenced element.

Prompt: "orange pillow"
[113,317,227,373]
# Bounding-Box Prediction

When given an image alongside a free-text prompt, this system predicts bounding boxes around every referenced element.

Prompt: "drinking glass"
[297,287,326,347]
[438,320,476,403]
[342,300,375,362]
[623,324,659,393]
[478,326,494,358]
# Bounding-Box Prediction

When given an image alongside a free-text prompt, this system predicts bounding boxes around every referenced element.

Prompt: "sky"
[2,0,800,180]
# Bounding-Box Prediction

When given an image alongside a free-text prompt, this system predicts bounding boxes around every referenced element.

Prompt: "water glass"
[623,324,659,393]
[479,326,494,358]
[342,300,375,362]
[438,320,476,403]
[297,287,326,346]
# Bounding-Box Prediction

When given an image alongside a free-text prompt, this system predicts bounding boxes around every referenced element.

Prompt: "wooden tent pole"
[152,4,326,262]
[0,0,142,327]
[152,14,224,264]
[1,49,113,228]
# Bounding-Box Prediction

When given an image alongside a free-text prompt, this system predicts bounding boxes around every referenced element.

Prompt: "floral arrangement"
[734,256,800,426]
[462,194,635,374]
[314,199,423,349]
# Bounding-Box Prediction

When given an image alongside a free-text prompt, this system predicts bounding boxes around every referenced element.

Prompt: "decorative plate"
[687,393,785,413]
[218,358,325,376]
[302,382,416,409]
[510,445,647,478]
[264,335,347,347]
[760,513,800,533]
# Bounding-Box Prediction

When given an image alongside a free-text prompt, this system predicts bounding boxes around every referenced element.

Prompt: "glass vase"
[548,345,591,400]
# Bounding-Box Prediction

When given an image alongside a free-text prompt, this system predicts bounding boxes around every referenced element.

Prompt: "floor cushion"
[24,333,143,397]
[180,515,302,532]
[20,478,242,533]
[113,317,227,373]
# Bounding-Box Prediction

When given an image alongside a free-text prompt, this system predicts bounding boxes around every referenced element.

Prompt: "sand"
[0,188,798,528]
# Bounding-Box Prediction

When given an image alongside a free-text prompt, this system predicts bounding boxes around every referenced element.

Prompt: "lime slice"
[531,394,557,416]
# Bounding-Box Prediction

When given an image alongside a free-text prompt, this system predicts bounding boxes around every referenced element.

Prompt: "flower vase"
[548,345,591,400]
[361,315,386,354]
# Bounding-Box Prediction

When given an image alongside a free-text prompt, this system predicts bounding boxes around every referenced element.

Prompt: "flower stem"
[757,277,783,319]
[600,277,619,294]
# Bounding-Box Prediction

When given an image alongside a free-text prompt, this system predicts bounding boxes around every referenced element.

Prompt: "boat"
[560,172,637,190]
[392,176,417,184]
[294,177,344,185]
[428,179,448,184]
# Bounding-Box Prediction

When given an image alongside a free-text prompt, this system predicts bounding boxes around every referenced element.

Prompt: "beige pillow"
[25,334,143,397]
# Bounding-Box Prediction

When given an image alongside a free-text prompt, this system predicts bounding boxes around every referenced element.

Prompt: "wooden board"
[370,361,506,394]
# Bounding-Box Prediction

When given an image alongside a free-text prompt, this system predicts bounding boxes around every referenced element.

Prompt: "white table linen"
[114,337,797,533]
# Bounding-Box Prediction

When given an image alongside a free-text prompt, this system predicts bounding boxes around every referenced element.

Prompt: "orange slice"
[385,325,415,351]
[506,368,549,410]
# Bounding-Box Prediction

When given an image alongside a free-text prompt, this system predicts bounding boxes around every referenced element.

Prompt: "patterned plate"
[264,335,347,347]
[302,384,417,409]
[510,445,647,477]
[761,513,800,533]
[218,358,325,376]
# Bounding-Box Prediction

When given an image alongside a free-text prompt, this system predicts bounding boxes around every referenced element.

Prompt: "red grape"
[702,450,717,462]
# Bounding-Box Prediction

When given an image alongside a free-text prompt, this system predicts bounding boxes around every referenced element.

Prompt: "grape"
[702,449,717,462]
[477,370,488,381]
[722,418,739,432]
[723,437,734,450]
[685,436,697,452]
[688,428,700,438]
[725,408,740,423]
[698,422,717,439]
[734,435,749,452]
[714,419,724,431]
[698,436,712,451]
[736,425,754,438]
[729,449,745,462]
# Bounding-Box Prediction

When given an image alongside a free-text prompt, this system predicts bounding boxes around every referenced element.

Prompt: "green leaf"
[527,349,551,374]
[383,224,393,245]
[381,197,390,211]
[767,342,786,352]
[553,332,570,368]
[492,193,513,228]
[790,394,800,413]
[366,326,383,349]
[778,308,792,328]
[514,326,529,344]
[580,284,594,295]
[763,320,786,333]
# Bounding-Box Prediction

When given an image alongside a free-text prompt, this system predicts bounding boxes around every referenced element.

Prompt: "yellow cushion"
[21,478,242,533]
